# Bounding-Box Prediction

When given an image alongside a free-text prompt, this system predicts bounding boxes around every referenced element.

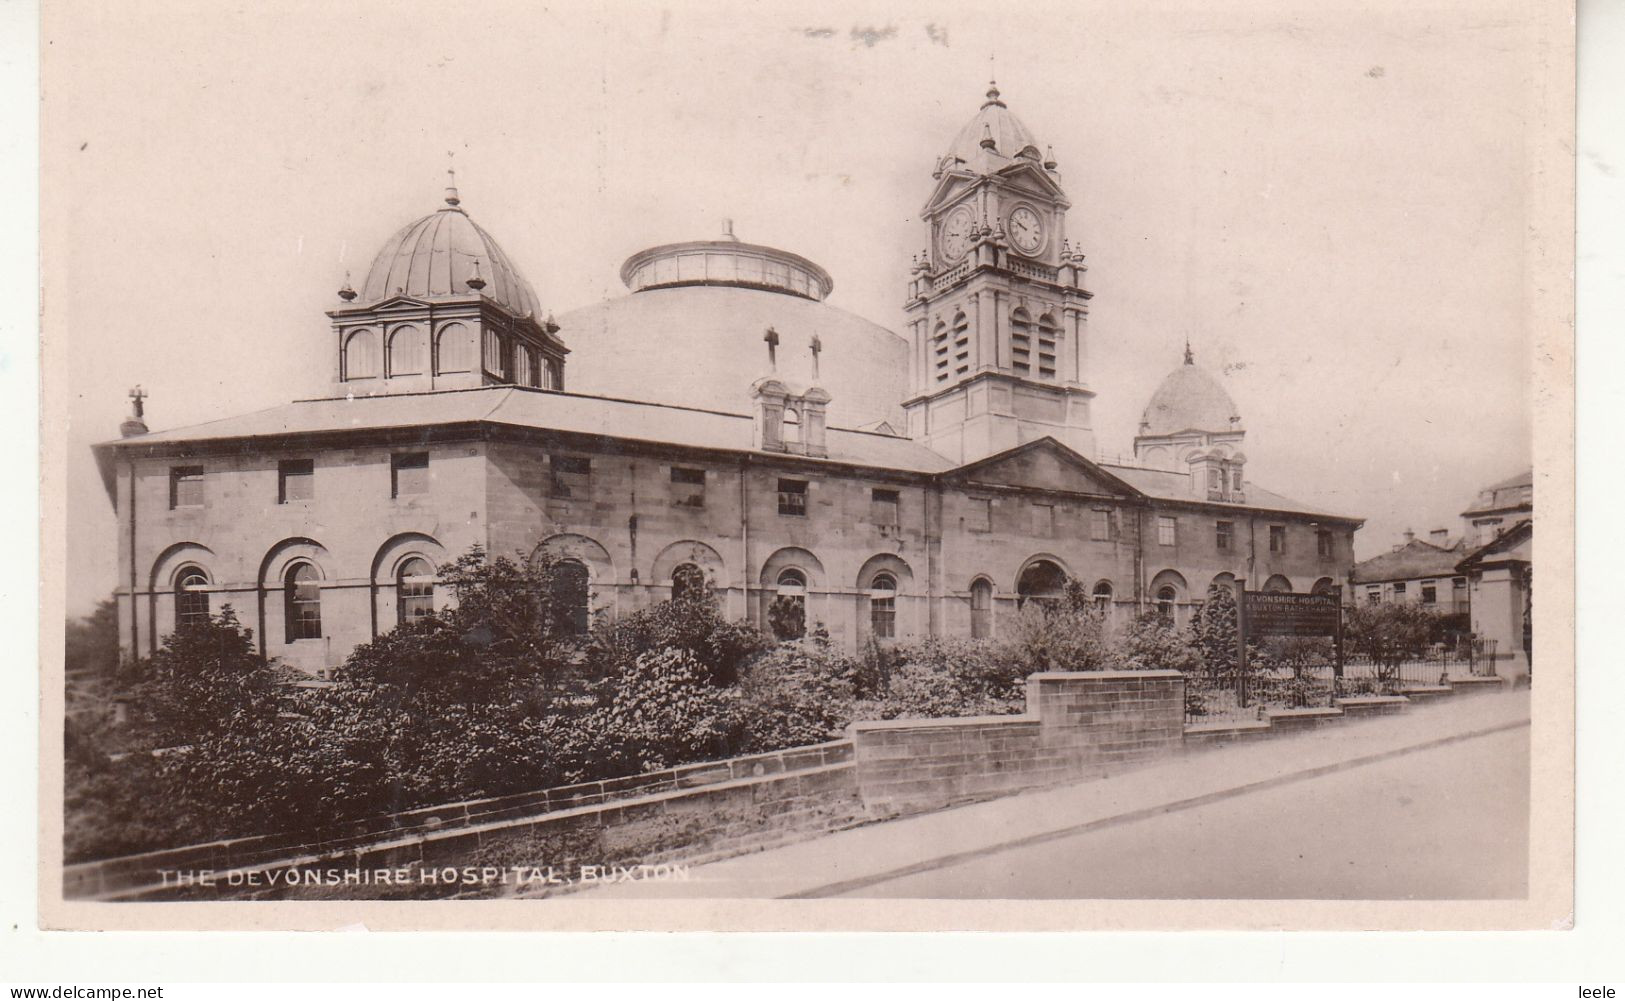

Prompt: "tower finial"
[444,151,461,207]
[1184,337,1194,365]
[809,333,823,383]
[983,55,1004,108]
[764,326,780,372]
[121,385,149,437]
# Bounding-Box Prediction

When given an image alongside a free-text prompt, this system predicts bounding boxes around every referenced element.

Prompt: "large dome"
[558,228,907,429]
[359,189,541,319]
[944,83,1044,166]
[1140,352,1242,435]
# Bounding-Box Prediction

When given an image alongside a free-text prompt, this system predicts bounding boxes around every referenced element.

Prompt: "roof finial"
[466,258,486,291]
[337,270,357,302]
[764,326,780,372]
[444,151,461,207]
[1184,336,1194,365]
[980,122,996,150]
[984,56,1004,108]
[121,386,149,438]
[809,333,823,383]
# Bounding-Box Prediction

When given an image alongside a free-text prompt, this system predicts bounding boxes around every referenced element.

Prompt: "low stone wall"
[69,670,1190,900]
[66,739,857,901]
[848,670,1186,816]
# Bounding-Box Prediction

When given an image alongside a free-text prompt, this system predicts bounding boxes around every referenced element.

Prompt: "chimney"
[1430,528,1449,546]
[1402,529,1415,545]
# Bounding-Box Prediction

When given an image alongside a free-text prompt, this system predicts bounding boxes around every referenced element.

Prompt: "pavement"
[577,689,1531,900]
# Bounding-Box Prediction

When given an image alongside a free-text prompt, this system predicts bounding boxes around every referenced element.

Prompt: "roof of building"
[358,189,541,320]
[1456,519,1532,572]
[1138,349,1242,437]
[105,386,955,473]
[1350,538,1469,584]
[944,82,1044,169]
[101,386,1358,523]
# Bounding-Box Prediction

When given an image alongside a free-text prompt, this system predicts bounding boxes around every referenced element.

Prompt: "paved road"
[838,725,1529,900]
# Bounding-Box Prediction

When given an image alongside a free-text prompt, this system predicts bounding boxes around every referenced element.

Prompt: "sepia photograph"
[37,0,1574,932]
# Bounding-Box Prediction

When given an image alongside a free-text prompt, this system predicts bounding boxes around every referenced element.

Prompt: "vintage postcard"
[37,0,1574,932]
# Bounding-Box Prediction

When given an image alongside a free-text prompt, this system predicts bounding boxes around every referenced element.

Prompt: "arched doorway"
[1016,559,1068,609]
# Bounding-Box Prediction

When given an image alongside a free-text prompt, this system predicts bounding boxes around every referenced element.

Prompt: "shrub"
[591,647,747,773]
[587,589,769,687]
[738,634,858,751]
[1115,612,1202,673]
[852,637,1026,720]
[1345,603,1436,675]
[1003,597,1114,672]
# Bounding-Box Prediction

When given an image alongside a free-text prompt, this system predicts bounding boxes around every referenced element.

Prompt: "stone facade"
[94,83,1363,671]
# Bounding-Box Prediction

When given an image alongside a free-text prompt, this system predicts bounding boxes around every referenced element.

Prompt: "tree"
[1345,603,1435,679]
[64,598,120,679]
[122,606,286,748]
[587,586,768,686]
[1189,584,1239,677]
[1004,578,1115,673]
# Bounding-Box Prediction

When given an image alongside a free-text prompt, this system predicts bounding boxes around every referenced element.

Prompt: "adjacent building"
[94,83,1364,674]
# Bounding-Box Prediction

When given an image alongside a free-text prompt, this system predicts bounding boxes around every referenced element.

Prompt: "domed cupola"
[1138,342,1243,437]
[326,170,567,397]
[941,81,1045,170]
[1133,343,1248,500]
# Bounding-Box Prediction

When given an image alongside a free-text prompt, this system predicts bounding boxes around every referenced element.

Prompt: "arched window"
[483,329,507,379]
[1263,574,1293,594]
[344,330,379,380]
[970,578,994,638]
[932,320,950,382]
[396,557,435,626]
[1156,585,1178,622]
[388,325,425,376]
[175,568,210,630]
[951,311,970,377]
[1092,580,1114,615]
[671,562,705,604]
[515,345,537,388]
[1036,313,1060,379]
[1311,577,1336,596]
[781,406,802,445]
[284,562,322,641]
[1010,308,1033,376]
[544,359,562,391]
[552,559,591,635]
[772,568,807,640]
[1016,559,1068,610]
[869,572,897,639]
[435,322,473,374]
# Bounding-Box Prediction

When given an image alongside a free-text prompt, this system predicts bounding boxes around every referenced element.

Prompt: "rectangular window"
[391,452,429,497]
[1392,582,1407,598]
[1367,586,1381,604]
[1090,508,1112,542]
[1215,520,1233,551]
[969,497,992,533]
[278,459,314,503]
[1317,528,1334,558]
[1269,525,1287,553]
[1031,503,1054,538]
[777,478,807,516]
[1232,469,1244,490]
[550,455,591,499]
[1158,516,1177,547]
[871,488,900,527]
[1421,582,1438,605]
[670,466,706,509]
[169,466,204,509]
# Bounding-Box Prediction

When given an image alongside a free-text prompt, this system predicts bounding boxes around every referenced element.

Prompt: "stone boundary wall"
[66,739,855,900]
[849,670,1186,815]
[80,668,1501,901]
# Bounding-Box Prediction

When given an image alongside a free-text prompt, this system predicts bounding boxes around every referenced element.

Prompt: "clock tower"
[902,82,1095,463]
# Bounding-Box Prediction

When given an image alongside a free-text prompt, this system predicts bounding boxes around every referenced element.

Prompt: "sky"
[45,0,1541,617]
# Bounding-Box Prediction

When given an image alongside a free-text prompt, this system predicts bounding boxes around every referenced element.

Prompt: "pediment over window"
[944,437,1140,499]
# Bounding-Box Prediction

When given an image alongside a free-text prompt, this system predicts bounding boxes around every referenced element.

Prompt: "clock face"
[1008,205,1045,255]
[939,206,975,264]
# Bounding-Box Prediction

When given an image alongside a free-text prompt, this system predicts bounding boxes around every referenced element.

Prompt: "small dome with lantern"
[355,178,541,320]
